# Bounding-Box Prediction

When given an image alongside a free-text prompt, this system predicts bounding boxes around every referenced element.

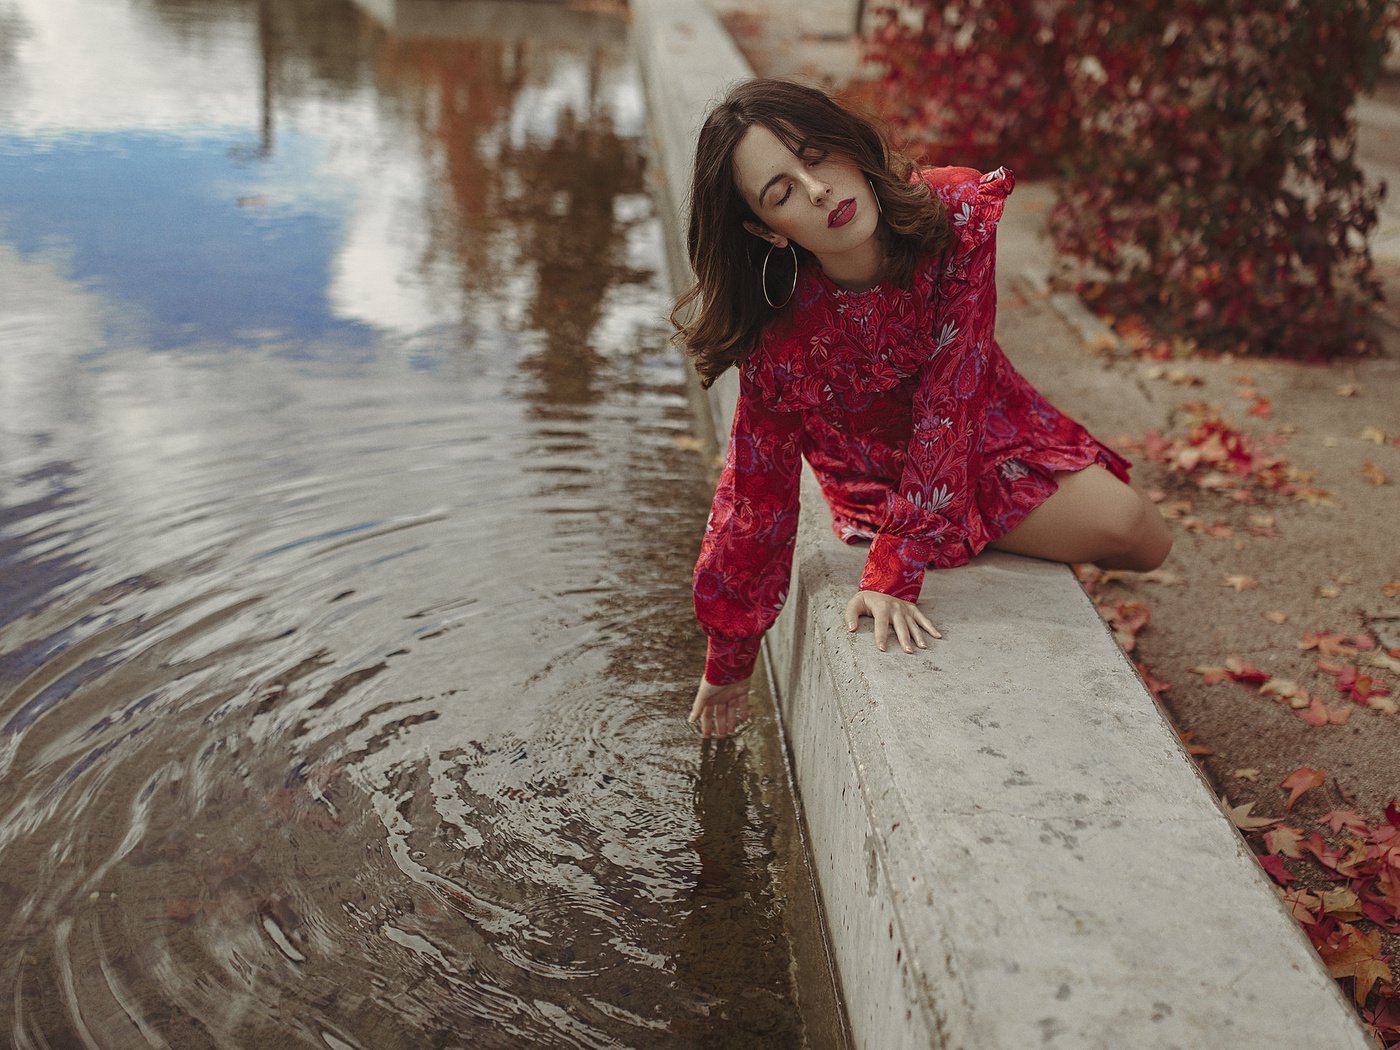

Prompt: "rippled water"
[0,1,831,1045]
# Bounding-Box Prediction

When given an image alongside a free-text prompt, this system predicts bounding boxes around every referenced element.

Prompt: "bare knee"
[1096,491,1172,572]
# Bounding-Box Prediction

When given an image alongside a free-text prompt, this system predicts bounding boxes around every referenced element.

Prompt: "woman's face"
[731,123,880,258]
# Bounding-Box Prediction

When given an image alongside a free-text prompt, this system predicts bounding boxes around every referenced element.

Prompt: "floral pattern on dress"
[693,166,1131,685]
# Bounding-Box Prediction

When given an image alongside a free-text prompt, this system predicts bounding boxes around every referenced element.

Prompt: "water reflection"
[0,0,819,1046]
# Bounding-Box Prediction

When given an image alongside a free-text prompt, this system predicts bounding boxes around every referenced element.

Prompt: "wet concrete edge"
[630,0,1378,1046]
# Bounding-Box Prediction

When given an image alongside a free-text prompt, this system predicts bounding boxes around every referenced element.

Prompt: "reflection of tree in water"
[373,32,529,296]
[375,30,648,406]
[505,107,651,407]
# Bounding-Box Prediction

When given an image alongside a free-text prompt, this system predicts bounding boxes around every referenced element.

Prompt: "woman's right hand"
[688,675,751,738]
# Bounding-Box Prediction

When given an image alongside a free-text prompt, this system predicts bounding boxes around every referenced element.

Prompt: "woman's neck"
[814,236,888,292]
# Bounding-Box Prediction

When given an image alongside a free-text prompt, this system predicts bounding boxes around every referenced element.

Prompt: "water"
[0,1,835,1045]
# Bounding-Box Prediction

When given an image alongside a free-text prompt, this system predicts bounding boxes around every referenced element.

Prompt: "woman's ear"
[742,220,788,249]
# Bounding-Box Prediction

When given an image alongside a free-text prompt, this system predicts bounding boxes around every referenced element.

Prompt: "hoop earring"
[761,243,797,309]
[867,177,883,216]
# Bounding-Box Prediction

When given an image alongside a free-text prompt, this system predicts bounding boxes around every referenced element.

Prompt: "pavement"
[703,0,1400,1034]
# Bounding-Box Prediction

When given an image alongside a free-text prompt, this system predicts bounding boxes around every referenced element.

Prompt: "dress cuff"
[704,634,763,686]
[860,534,935,602]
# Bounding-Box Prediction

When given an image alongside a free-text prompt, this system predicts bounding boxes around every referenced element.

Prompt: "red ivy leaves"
[863,0,1399,359]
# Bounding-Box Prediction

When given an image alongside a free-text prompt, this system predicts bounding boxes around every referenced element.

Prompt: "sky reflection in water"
[0,1,818,1046]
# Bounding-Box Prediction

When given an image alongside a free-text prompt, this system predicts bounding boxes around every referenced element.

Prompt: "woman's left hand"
[845,590,941,654]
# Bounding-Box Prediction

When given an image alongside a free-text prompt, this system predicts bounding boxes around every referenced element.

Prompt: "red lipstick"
[828,198,857,228]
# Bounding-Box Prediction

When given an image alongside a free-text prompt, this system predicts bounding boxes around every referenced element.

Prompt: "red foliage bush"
[860,1,1398,358]
[856,0,1076,177]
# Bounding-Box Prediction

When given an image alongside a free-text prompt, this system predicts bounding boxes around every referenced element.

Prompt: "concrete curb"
[632,1,1378,1045]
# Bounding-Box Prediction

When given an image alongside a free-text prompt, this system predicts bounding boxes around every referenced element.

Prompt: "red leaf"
[1258,852,1295,884]
[1281,766,1326,810]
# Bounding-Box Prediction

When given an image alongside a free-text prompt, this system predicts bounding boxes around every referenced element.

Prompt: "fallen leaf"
[1368,649,1400,674]
[1318,584,1342,599]
[1361,462,1389,486]
[1336,382,1359,397]
[1384,580,1400,599]
[1317,661,1393,705]
[672,435,704,452]
[1224,655,1270,685]
[1233,767,1261,780]
[1318,926,1393,1005]
[1265,825,1304,857]
[1318,887,1363,920]
[1137,568,1186,586]
[1278,886,1321,924]
[1259,853,1295,884]
[1136,661,1170,700]
[1263,610,1289,624]
[1193,664,1231,685]
[1366,693,1398,715]
[1222,796,1283,830]
[1223,574,1259,591]
[1177,728,1212,755]
[1322,809,1370,836]
[1281,767,1326,810]
[1300,631,1358,657]
[1294,487,1339,508]
[1247,398,1272,418]
[1360,427,1390,445]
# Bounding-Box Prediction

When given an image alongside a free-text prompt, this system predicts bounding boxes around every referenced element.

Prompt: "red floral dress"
[694,166,1131,686]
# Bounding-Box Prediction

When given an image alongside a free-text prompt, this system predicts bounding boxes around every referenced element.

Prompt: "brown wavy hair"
[670,78,954,388]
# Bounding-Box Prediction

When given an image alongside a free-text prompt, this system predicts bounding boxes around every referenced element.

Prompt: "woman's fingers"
[892,616,913,654]
[912,605,942,640]
[689,678,751,739]
[874,608,891,651]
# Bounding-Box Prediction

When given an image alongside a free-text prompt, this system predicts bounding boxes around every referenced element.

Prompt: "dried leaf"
[1137,568,1186,586]
[1361,462,1389,486]
[1318,887,1363,920]
[1259,853,1295,884]
[1222,574,1259,591]
[1280,767,1326,810]
[1360,427,1390,445]
[1263,609,1289,624]
[1299,631,1358,657]
[1370,650,1400,675]
[1193,664,1230,685]
[1233,767,1260,780]
[1278,886,1320,924]
[1222,796,1282,830]
[1177,728,1212,755]
[1322,809,1370,836]
[1265,825,1304,857]
[1318,926,1392,1005]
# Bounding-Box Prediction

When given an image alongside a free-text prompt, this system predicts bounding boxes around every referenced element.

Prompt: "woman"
[673,79,1171,738]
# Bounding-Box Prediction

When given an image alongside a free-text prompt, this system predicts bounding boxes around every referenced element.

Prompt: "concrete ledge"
[632,1,1377,1045]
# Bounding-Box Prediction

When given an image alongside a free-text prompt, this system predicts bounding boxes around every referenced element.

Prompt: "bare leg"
[988,465,1172,571]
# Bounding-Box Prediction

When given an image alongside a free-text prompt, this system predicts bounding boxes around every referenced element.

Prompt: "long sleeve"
[693,372,804,685]
[859,167,1014,601]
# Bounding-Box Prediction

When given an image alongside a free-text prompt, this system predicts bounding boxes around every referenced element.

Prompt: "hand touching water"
[689,676,750,739]
[845,590,941,654]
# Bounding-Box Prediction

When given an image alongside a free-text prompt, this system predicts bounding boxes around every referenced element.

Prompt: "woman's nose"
[803,175,832,204]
